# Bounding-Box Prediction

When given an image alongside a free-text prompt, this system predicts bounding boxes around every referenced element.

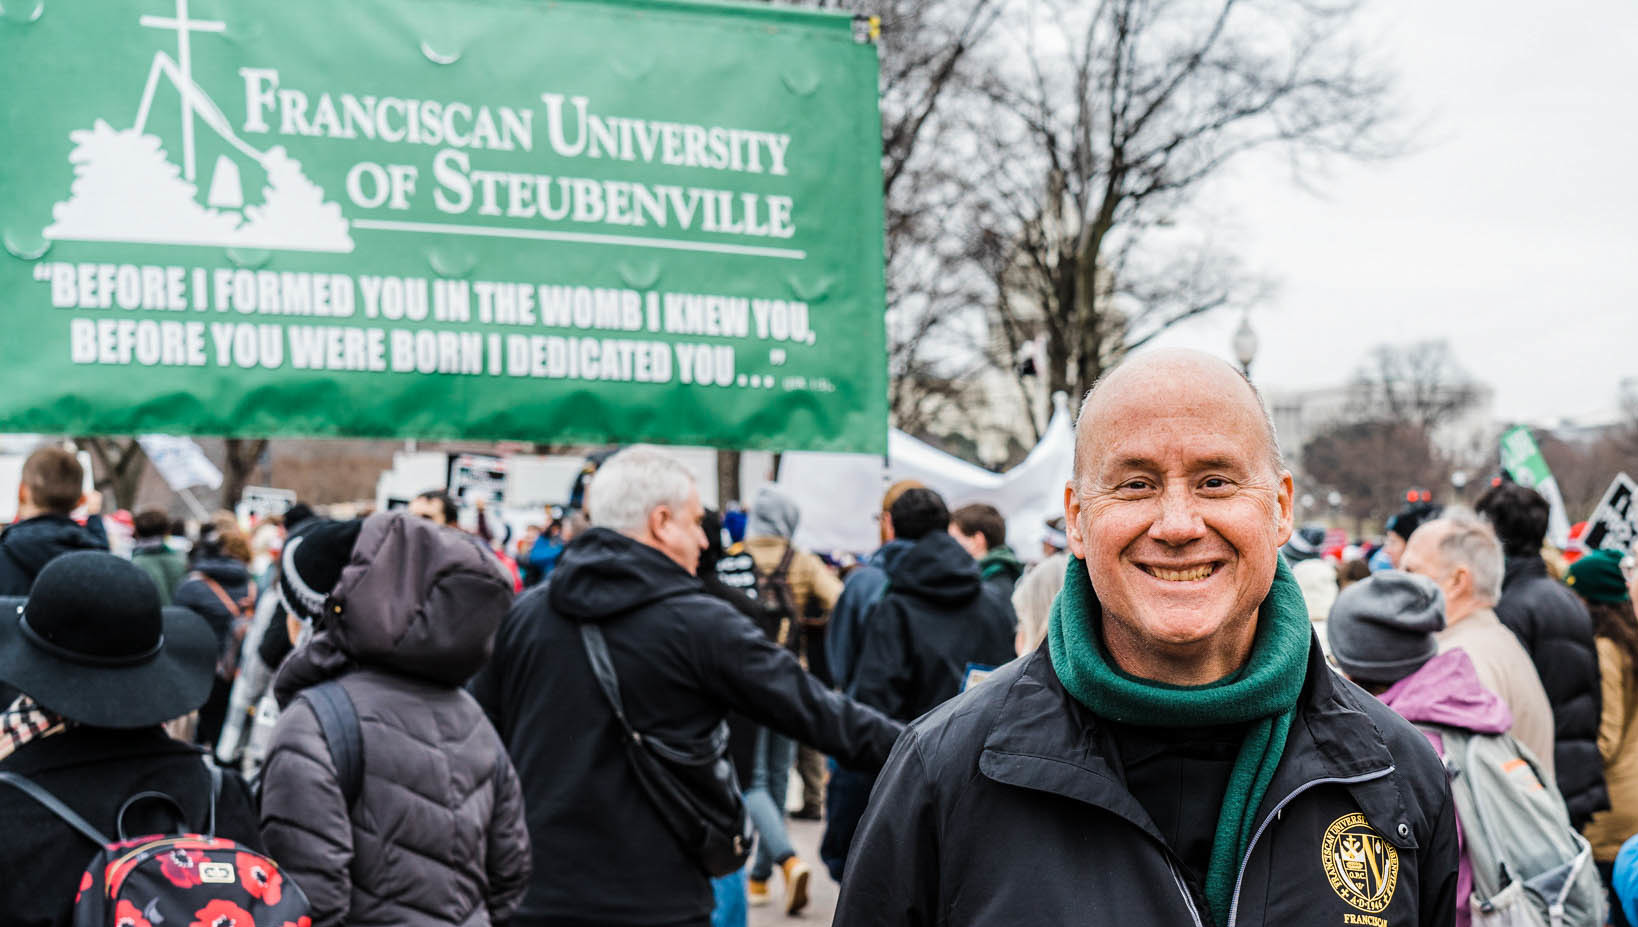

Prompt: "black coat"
[468,528,903,926]
[1494,554,1608,828]
[849,531,1018,723]
[0,514,109,596]
[173,556,255,650]
[834,640,1460,927]
[0,727,265,927]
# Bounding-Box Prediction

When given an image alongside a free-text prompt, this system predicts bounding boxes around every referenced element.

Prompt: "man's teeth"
[1148,565,1214,582]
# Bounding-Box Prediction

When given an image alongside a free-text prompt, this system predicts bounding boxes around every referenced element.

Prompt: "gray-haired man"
[469,446,902,927]
[1401,512,1557,781]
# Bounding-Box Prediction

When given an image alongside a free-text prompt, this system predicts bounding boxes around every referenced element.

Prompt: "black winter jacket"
[0,727,264,927]
[1494,554,1608,827]
[849,531,1017,723]
[173,556,255,651]
[469,527,903,927]
[0,514,108,595]
[834,639,1460,927]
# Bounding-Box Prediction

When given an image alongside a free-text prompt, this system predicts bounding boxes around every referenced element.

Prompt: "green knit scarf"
[1047,555,1310,927]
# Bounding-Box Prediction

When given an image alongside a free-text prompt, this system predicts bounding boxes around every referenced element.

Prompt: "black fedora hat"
[0,551,215,728]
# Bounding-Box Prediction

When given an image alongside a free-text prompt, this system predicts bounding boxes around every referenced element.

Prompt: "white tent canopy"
[779,393,1075,558]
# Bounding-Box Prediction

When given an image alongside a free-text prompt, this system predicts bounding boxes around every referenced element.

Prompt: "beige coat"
[1584,638,1638,860]
[743,536,843,618]
[1437,608,1557,784]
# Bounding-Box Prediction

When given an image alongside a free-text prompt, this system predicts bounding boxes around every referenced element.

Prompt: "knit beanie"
[1283,523,1326,563]
[1387,502,1442,542]
[1566,548,1631,604]
[277,518,363,621]
[1326,570,1446,685]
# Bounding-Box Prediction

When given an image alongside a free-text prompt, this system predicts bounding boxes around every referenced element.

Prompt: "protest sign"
[237,485,297,523]
[0,0,889,453]
[1583,473,1636,554]
[1500,426,1572,549]
[447,452,507,508]
[138,434,223,490]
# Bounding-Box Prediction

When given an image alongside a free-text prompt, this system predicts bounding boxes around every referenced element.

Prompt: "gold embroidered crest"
[1322,812,1399,914]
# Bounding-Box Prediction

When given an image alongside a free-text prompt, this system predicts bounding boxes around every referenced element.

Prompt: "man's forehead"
[1075,349,1274,473]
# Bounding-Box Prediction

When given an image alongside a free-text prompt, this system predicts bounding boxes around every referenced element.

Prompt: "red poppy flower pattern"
[189,898,254,927]
[279,919,312,927]
[76,870,93,903]
[161,847,209,888]
[115,899,154,927]
[235,852,283,905]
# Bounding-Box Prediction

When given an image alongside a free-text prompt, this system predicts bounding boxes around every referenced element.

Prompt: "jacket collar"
[1502,553,1548,588]
[0,725,201,776]
[980,631,1416,849]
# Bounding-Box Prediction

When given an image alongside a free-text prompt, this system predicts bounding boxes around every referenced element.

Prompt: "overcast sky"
[1144,0,1638,428]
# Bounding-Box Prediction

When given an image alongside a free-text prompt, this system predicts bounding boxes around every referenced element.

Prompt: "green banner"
[1500,425,1572,547]
[0,0,888,453]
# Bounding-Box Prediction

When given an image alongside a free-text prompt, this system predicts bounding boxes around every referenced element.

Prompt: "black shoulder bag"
[579,622,752,877]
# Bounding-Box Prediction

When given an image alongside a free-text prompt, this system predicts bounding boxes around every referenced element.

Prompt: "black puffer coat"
[1494,554,1608,828]
[849,531,1018,723]
[260,513,531,927]
[834,640,1460,927]
[468,527,902,926]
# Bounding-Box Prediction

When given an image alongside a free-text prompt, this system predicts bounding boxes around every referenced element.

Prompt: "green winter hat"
[1566,548,1630,604]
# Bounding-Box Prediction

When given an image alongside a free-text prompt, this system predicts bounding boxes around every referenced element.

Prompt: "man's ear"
[1063,480,1086,558]
[1273,470,1296,546]
[646,503,672,541]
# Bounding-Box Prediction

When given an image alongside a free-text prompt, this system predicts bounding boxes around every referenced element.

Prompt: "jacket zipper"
[1167,858,1206,927]
[1225,766,1396,927]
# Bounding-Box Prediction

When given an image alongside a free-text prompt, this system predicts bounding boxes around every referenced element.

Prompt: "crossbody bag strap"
[194,572,242,617]
[0,770,112,846]
[579,623,637,740]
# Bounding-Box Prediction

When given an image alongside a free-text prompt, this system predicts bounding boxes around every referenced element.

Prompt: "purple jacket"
[1379,648,1513,927]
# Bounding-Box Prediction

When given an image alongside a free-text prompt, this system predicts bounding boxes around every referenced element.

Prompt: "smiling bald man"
[834,350,1458,927]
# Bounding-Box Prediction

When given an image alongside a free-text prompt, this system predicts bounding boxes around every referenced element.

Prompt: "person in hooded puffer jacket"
[259,512,531,927]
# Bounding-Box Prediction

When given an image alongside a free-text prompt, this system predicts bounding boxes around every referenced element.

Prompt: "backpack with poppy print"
[0,762,310,927]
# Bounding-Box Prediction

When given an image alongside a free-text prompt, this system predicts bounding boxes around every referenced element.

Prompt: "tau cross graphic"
[139,0,224,182]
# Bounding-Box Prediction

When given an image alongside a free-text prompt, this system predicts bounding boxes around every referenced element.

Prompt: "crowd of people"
[1,348,1636,927]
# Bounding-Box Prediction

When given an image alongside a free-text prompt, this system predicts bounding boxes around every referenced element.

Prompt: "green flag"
[0,0,889,453]
[1500,425,1572,548]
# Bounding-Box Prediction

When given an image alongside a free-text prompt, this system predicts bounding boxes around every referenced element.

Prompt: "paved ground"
[748,816,839,926]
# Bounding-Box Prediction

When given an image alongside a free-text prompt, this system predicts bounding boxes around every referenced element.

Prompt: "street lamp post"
[1232,313,1258,377]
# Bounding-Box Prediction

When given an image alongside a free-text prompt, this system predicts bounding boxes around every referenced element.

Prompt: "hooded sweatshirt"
[1379,648,1514,927]
[260,512,530,927]
[849,530,1018,722]
[0,513,108,596]
[468,526,901,925]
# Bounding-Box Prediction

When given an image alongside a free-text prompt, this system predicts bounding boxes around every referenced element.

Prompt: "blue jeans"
[710,869,748,927]
[743,727,796,880]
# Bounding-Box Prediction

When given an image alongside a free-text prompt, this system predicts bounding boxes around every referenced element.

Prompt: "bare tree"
[221,438,269,510]
[76,437,148,511]
[1348,340,1482,431]
[951,0,1401,407]
[1302,420,1447,527]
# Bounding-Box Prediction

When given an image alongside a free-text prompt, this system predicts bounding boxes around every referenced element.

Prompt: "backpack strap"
[302,680,364,808]
[0,770,112,846]
[206,759,221,838]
